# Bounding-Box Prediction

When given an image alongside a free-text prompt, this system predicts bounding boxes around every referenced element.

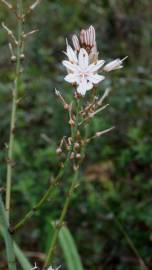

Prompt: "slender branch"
[12,160,71,232]
[44,100,80,268]
[44,170,79,268]
[0,194,17,270]
[12,99,81,232]
[5,0,23,221]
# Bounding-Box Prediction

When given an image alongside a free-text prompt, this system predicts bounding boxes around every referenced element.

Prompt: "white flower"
[63,48,105,96]
[47,266,61,270]
[31,262,38,270]
[62,25,126,96]
[103,56,128,72]
[31,263,61,270]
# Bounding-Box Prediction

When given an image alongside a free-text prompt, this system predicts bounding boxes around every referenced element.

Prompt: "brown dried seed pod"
[74,142,80,150]
[76,130,81,140]
[76,153,81,160]
[70,152,75,160]
[20,54,25,60]
[64,103,69,110]
[56,148,62,155]
[69,119,75,127]
[11,56,16,63]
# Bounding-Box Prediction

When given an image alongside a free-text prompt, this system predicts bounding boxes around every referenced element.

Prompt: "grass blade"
[58,225,84,270]
[0,194,17,270]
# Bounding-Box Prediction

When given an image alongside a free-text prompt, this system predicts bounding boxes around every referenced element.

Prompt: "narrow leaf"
[0,225,32,270]
[14,242,32,270]
[0,194,17,270]
[58,225,84,270]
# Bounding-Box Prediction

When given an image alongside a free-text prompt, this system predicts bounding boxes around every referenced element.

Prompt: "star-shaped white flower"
[63,48,105,96]
[47,266,61,270]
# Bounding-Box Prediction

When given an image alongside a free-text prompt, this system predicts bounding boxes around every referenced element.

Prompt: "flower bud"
[70,152,75,160]
[64,103,69,110]
[56,148,62,155]
[76,153,81,160]
[20,54,25,61]
[11,55,16,63]
[69,119,75,127]
[74,142,80,150]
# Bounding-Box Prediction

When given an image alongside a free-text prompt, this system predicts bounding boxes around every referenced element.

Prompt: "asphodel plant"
[0,1,129,269]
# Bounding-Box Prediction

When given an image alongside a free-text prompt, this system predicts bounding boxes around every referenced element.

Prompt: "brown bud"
[74,142,80,150]
[11,56,16,63]
[56,148,62,155]
[76,130,81,140]
[64,103,69,110]
[70,152,75,160]
[69,119,75,127]
[76,153,81,160]
[60,162,64,168]
[20,54,25,61]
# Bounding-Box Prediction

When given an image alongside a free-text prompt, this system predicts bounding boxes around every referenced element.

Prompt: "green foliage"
[13,243,32,270]
[59,226,84,270]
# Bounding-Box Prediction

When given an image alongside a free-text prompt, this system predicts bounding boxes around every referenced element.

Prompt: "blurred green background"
[0,0,152,269]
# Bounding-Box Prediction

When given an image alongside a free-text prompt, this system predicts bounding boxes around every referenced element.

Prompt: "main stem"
[44,170,79,268]
[44,99,80,268]
[13,99,81,232]
[6,0,23,221]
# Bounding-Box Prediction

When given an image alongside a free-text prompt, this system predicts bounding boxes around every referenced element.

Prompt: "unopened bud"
[56,148,62,155]
[20,54,25,60]
[11,56,16,62]
[76,130,81,139]
[74,142,80,150]
[60,162,64,168]
[76,153,81,160]
[70,152,75,160]
[69,119,75,127]
[64,103,69,110]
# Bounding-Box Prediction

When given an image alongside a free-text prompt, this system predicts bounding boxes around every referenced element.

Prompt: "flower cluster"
[31,263,61,270]
[63,25,127,96]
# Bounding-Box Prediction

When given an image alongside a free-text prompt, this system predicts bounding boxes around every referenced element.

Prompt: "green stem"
[0,194,17,270]
[5,0,23,222]
[44,99,80,268]
[44,169,79,268]
[13,99,81,232]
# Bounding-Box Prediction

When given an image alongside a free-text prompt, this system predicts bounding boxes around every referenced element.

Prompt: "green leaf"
[0,200,32,270]
[58,226,84,270]
[0,227,32,270]
[0,194,17,270]
[13,242,32,270]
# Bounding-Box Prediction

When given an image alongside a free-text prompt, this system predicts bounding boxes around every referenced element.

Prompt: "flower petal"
[72,35,80,51]
[86,60,105,72]
[78,48,89,70]
[64,74,79,84]
[89,25,96,47]
[88,74,105,84]
[86,81,93,91]
[66,39,78,63]
[62,60,79,72]
[77,79,88,96]
[77,78,93,96]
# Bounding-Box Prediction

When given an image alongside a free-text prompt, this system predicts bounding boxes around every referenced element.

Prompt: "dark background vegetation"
[0,0,152,269]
